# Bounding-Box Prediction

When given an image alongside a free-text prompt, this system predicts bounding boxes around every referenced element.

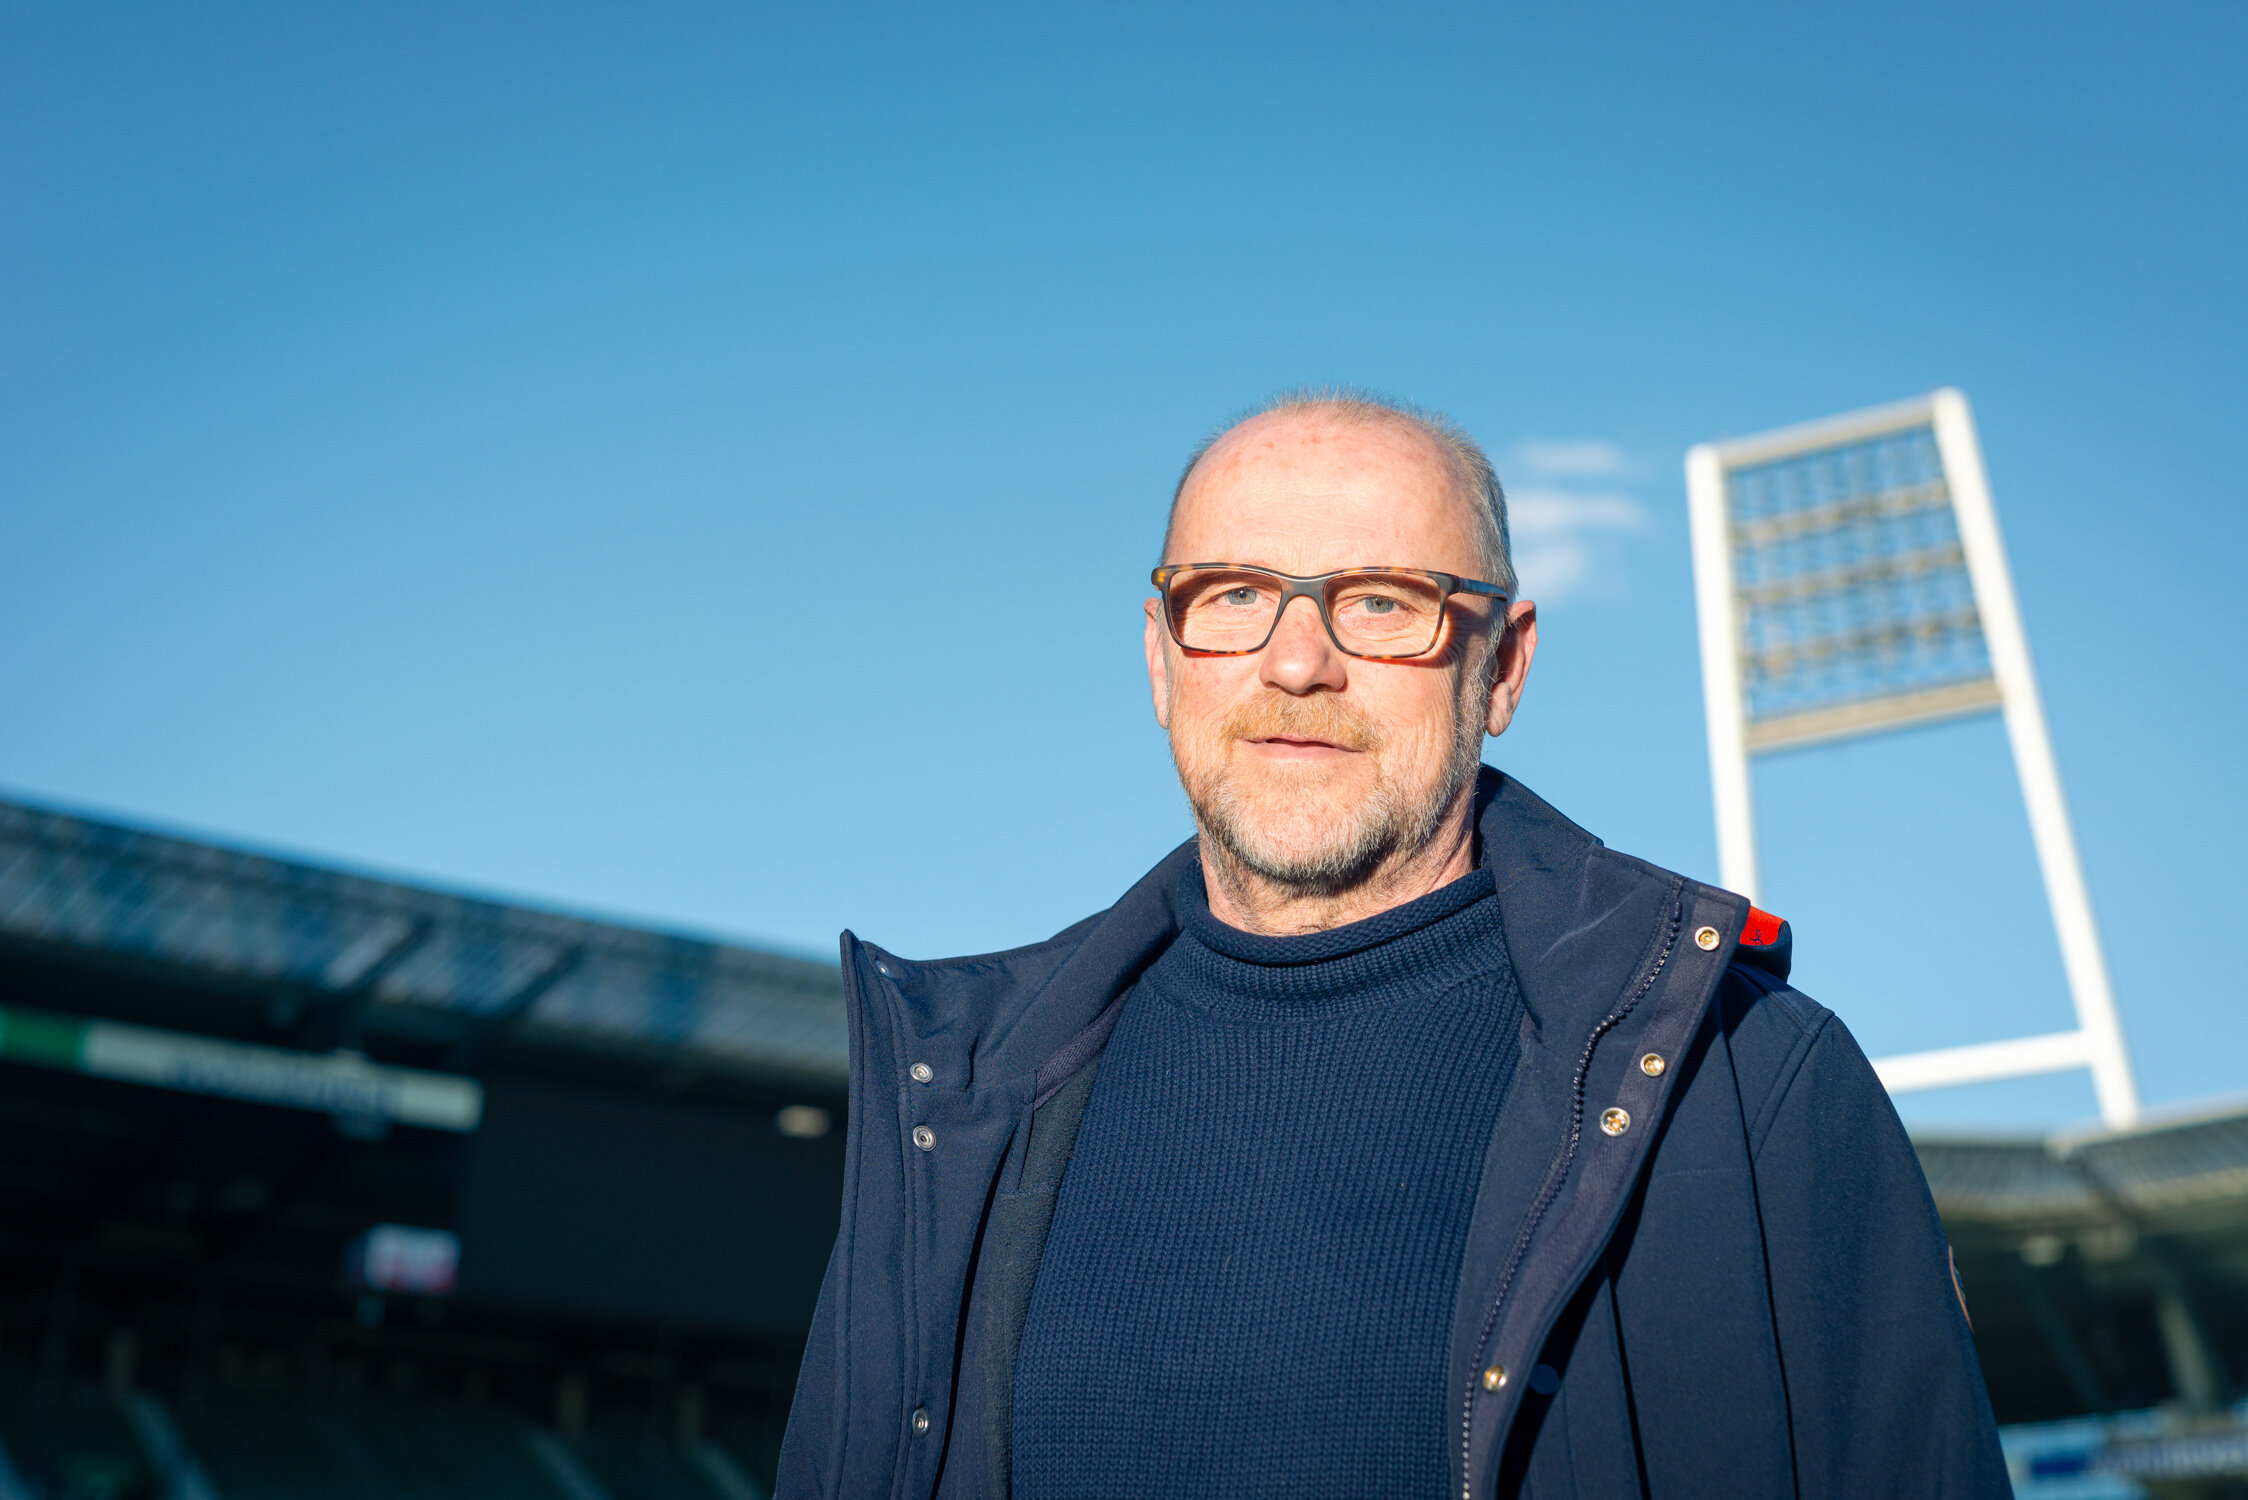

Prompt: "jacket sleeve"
[1748,1006,2013,1498]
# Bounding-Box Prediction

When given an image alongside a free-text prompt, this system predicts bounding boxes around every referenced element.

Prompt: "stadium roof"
[0,795,848,1088]
[1919,1104,2248,1233]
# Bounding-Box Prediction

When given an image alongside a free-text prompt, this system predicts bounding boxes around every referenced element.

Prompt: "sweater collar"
[1149,860,1505,1021]
[1179,859,1497,966]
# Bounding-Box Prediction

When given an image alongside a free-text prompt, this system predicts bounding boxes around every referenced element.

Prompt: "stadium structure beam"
[2009,1259,2114,1415]
[1686,440,1758,901]
[2062,1147,2237,1409]
[1930,394,2138,1128]
[323,914,433,1052]
[444,942,586,1072]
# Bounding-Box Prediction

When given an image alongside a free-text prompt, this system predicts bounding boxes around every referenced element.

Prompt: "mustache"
[1218,693,1383,753]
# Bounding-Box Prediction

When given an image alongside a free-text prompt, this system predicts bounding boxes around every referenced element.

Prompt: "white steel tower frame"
[1685,389,2139,1126]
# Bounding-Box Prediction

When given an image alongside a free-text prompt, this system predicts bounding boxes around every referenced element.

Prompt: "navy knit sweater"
[1011,862,1526,1499]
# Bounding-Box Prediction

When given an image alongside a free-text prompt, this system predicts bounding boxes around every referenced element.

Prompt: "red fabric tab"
[1741,907,1784,947]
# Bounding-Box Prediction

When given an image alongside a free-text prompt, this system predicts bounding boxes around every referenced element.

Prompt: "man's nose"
[1259,594,1349,695]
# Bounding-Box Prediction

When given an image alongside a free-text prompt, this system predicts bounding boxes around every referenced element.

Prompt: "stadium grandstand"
[2,791,2246,1498]
[1931,1113,2248,1496]
[0,794,845,1499]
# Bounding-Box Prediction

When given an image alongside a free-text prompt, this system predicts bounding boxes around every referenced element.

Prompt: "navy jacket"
[776,771,2010,1498]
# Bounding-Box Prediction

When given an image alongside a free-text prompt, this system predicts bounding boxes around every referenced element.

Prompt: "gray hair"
[1162,387,1516,599]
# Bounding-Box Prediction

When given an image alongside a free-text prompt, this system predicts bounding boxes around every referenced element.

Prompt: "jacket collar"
[1473,768,1685,1050]
[872,767,1690,1099]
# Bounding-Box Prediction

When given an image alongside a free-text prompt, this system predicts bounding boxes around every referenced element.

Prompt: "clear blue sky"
[4,3,2241,1129]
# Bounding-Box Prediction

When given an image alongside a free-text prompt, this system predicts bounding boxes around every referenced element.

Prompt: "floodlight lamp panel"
[1720,423,2000,753]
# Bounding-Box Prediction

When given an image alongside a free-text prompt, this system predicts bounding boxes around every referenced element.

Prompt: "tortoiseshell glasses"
[1150,564,1510,661]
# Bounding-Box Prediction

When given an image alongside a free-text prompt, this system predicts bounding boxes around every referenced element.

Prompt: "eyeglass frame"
[1149,562,1511,661]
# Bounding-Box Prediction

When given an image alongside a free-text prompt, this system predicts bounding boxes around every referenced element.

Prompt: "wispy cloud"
[1514,439,1636,481]
[1502,441,1649,601]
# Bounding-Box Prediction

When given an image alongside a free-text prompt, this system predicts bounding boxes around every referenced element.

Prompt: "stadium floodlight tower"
[1685,389,2140,1127]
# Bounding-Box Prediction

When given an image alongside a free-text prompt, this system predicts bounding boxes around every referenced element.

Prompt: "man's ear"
[1485,601,1538,738]
[1144,598,1172,731]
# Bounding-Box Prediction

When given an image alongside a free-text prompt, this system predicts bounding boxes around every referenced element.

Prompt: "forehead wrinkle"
[1172,413,1481,570]
[1201,412,1453,489]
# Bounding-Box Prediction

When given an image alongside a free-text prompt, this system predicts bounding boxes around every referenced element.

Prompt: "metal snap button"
[1481,1364,1507,1392]
[1694,925,1721,951]
[1639,1052,1666,1077]
[910,1406,930,1436]
[1599,1107,1631,1137]
[912,1125,936,1151]
[910,1062,934,1084]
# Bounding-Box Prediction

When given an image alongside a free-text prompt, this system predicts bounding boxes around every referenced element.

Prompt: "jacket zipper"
[1457,896,1681,1499]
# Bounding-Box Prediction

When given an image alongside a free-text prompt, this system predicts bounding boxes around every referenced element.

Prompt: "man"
[777,394,2009,1498]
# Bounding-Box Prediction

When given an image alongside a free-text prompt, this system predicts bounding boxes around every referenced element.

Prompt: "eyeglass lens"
[1165,568,1449,657]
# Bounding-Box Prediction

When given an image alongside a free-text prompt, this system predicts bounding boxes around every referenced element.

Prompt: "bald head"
[1163,391,1516,597]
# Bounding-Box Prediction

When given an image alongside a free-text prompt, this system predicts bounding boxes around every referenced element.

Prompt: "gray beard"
[1184,698,1486,900]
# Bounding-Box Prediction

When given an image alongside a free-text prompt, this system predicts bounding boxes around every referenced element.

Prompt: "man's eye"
[1219,588,1262,607]
[1359,595,1400,614]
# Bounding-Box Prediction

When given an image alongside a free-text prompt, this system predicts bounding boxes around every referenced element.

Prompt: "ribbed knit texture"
[1012,862,1525,1500]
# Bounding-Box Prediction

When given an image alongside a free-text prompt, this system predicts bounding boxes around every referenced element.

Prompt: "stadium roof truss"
[1686,390,2139,1126]
[0,798,849,1108]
